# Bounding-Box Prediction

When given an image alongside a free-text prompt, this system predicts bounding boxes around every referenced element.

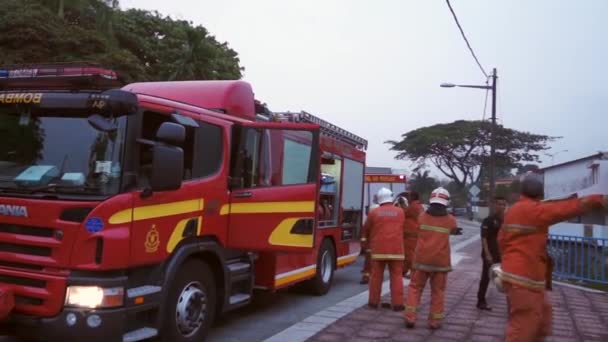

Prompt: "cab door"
[226,122,320,252]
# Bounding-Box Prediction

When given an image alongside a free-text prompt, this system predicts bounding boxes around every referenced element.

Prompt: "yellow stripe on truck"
[166,216,203,253]
[220,201,315,215]
[274,265,317,287]
[109,199,204,224]
[268,217,314,248]
[337,253,359,266]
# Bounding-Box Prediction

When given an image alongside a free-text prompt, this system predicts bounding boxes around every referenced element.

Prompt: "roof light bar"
[0,63,121,90]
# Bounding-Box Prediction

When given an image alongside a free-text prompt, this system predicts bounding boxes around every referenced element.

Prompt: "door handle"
[234,191,253,198]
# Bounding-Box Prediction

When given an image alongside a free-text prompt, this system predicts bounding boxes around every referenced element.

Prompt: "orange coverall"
[360,205,379,283]
[360,242,371,284]
[361,203,406,308]
[498,194,604,341]
[403,200,423,276]
[405,211,457,328]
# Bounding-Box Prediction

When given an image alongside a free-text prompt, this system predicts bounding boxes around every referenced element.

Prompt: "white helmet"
[376,187,393,205]
[429,187,450,206]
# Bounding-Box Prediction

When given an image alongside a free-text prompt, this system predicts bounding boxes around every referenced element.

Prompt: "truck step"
[229,293,251,305]
[227,261,250,273]
[123,327,158,342]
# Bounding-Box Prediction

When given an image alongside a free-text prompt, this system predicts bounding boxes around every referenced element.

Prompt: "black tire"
[158,259,216,342]
[307,239,336,295]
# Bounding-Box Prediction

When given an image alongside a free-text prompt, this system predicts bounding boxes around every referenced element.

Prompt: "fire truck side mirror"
[149,122,185,193]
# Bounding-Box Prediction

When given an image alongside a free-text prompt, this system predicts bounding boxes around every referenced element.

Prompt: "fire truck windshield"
[0,108,126,198]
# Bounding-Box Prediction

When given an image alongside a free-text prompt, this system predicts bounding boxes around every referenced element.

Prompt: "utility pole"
[440,68,499,214]
[488,68,497,215]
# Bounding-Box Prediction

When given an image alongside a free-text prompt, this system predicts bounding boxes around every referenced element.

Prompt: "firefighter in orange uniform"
[360,194,380,284]
[403,191,423,278]
[496,173,607,341]
[361,188,406,310]
[405,187,461,329]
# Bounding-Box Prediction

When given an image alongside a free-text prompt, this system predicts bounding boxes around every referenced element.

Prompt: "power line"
[445,0,488,78]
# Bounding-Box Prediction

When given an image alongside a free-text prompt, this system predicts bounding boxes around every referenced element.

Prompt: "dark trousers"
[477,258,491,304]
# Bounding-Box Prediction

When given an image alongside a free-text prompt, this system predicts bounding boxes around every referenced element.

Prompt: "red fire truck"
[0,64,367,341]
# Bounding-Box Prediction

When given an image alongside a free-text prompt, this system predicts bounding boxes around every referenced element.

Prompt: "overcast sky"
[121,0,608,176]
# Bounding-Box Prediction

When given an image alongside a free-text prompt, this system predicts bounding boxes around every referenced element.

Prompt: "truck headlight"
[65,286,124,308]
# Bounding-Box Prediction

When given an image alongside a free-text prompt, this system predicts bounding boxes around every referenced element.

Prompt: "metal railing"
[547,234,608,284]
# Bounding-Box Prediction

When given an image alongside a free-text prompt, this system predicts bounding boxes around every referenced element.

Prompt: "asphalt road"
[1,218,480,342]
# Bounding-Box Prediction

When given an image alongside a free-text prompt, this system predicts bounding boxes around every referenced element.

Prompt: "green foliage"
[0,0,243,83]
[386,120,557,190]
[408,169,439,203]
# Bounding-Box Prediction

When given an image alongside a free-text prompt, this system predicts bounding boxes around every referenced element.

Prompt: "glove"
[450,227,463,235]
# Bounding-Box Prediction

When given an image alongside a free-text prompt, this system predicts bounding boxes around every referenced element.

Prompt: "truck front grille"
[0,268,66,317]
[0,274,46,288]
[0,242,52,257]
[0,224,54,238]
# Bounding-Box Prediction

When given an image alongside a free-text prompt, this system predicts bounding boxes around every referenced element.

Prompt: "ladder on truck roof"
[256,108,368,151]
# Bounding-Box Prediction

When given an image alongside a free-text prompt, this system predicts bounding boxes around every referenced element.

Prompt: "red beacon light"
[0,62,122,91]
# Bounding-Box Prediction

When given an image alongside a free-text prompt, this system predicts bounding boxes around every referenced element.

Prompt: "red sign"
[364,174,407,183]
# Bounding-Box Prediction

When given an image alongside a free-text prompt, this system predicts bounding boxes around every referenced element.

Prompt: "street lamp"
[441,68,498,213]
[545,149,568,165]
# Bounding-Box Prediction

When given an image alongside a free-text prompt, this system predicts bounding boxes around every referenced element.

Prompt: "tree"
[408,169,439,203]
[386,120,557,195]
[517,163,540,174]
[0,0,243,83]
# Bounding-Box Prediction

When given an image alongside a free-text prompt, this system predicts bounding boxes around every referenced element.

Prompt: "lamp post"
[441,68,498,213]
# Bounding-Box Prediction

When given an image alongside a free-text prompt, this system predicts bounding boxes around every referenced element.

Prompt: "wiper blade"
[25,183,100,194]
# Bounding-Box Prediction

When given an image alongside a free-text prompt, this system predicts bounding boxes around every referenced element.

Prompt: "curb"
[552,280,606,294]
[263,231,481,342]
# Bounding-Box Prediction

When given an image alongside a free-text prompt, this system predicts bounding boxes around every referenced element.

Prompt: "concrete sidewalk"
[307,242,608,342]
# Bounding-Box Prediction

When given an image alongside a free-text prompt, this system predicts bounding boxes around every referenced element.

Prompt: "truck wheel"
[308,239,335,295]
[160,259,216,342]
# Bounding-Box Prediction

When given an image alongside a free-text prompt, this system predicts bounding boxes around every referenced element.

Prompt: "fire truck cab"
[0,64,367,341]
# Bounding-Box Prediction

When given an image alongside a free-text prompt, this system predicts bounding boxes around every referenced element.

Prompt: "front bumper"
[7,302,159,342]
[1,270,163,342]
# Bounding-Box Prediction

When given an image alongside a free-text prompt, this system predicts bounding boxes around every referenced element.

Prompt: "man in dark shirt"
[476,196,507,310]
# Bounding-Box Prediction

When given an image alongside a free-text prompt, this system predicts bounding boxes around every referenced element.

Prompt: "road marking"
[263,227,481,342]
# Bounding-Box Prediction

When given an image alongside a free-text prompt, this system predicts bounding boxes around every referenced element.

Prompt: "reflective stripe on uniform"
[414,262,452,272]
[496,269,545,290]
[405,305,417,312]
[502,224,539,234]
[420,225,451,234]
[371,253,405,260]
[360,238,367,242]
[431,312,444,320]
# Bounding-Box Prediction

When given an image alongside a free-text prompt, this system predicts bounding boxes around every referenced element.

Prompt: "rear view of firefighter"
[496,173,607,341]
[405,187,459,329]
[360,194,380,284]
[361,188,406,310]
[403,191,423,278]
